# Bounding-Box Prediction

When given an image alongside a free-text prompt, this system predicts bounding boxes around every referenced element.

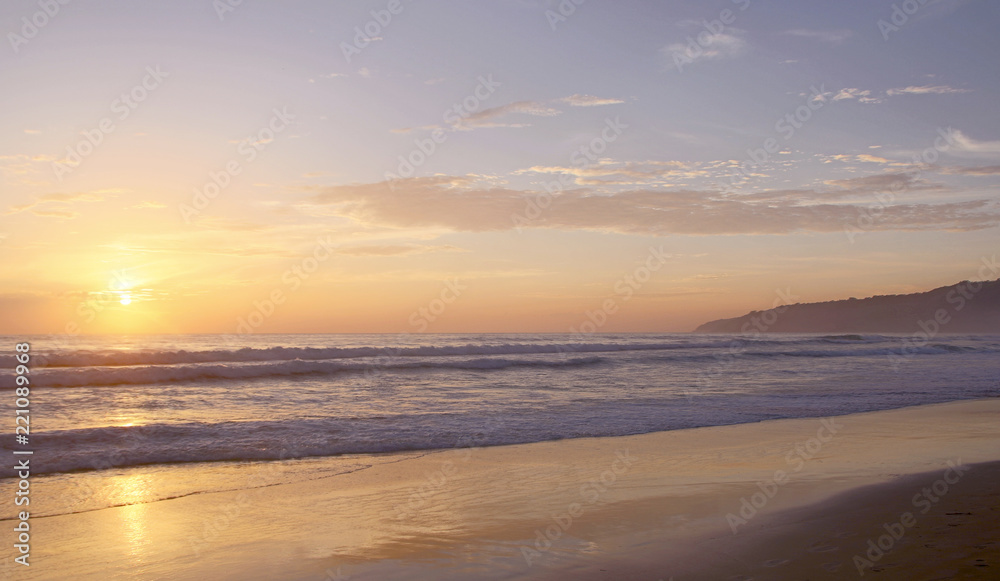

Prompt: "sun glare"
[120,294,132,305]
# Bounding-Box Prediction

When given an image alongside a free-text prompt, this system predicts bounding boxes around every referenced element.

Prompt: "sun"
[120,294,132,305]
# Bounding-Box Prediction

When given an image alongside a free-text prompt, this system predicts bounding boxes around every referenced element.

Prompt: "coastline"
[14,398,1000,580]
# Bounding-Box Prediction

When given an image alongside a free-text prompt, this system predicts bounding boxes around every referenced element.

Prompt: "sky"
[1,0,999,334]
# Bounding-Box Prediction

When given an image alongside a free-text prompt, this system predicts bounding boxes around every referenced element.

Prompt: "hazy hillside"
[694,279,1000,334]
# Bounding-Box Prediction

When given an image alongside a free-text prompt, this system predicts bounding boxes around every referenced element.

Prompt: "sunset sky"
[1,0,999,334]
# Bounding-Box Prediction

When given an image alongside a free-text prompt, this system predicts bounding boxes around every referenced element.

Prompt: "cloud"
[832,88,883,104]
[186,216,269,231]
[855,154,891,164]
[396,94,619,134]
[663,30,747,68]
[819,154,892,165]
[4,191,112,216]
[338,244,466,256]
[830,85,970,105]
[455,100,562,130]
[821,172,940,196]
[0,154,57,186]
[886,85,971,96]
[558,94,625,107]
[940,165,1000,175]
[306,174,998,236]
[516,160,705,186]
[741,173,941,203]
[308,72,347,83]
[945,130,1000,157]
[29,209,77,219]
[782,29,853,43]
[131,201,167,209]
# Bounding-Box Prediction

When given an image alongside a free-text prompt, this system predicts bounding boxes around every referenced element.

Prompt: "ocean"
[2,333,998,521]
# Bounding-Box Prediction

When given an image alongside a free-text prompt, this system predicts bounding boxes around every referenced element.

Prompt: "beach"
[13,398,1000,580]
[6,0,1000,578]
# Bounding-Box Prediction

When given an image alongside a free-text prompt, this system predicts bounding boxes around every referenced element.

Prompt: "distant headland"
[695,278,1000,333]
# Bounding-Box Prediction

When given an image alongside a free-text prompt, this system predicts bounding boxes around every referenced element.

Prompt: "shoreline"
[12,394,999,499]
[566,460,1000,580]
[14,398,1000,579]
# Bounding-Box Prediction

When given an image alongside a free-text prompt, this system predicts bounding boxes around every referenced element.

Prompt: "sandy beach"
[6,1,999,579]
[13,398,1000,580]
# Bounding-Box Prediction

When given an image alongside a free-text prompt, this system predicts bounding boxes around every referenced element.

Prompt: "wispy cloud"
[516,159,704,186]
[832,84,971,104]
[30,209,77,219]
[306,174,998,236]
[663,29,747,68]
[4,191,112,217]
[821,172,941,196]
[185,216,270,231]
[394,94,621,134]
[940,165,1000,175]
[558,94,625,107]
[886,85,971,96]
[307,72,347,83]
[832,88,883,104]
[947,130,1000,157]
[455,100,562,130]
[131,201,167,209]
[0,153,57,186]
[338,244,466,256]
[855,154,891,164]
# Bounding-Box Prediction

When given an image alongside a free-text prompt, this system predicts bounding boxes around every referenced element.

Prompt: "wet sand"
[13,398,1000,580]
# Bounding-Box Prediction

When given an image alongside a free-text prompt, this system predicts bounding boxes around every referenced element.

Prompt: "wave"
[2,337,895,368]
[4,337,995,389]
[741,344,988,359]
[0,356,605,389]
[0,417,545,478]
[638,344,1000,367]
[818,334,887,343]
